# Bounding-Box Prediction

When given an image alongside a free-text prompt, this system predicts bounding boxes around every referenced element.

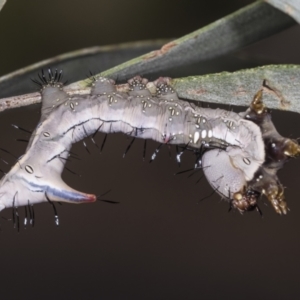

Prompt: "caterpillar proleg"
[0,70,299,216]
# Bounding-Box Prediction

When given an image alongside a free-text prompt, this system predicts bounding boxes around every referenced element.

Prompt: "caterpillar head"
[203,88,300,215]
[201,148,262,214]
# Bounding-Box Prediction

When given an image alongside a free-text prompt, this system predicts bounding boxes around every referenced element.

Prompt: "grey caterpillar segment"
[0,72,298,215]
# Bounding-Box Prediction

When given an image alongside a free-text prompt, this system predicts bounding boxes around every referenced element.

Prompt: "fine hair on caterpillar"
[0,69,299,229]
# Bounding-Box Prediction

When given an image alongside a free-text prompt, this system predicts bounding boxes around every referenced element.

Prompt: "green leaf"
[100,1,295,81]
[171,65,300,113]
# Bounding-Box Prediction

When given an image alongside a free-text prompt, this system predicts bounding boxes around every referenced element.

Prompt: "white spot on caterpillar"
[194,131,200,144]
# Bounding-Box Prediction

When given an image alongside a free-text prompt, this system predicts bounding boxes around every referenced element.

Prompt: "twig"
[1,65,300,113]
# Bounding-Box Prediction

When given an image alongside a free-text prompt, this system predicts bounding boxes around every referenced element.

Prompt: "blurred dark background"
[1,0,300,299]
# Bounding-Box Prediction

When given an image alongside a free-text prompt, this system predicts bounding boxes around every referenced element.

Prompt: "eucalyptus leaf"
[100,1,295,81]
[171,65,300,113]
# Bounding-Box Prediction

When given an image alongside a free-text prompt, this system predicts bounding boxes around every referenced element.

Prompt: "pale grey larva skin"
[0,76,265,211]
[202,149,247,199]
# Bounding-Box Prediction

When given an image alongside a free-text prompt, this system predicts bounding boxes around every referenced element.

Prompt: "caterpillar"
[0,69,299,224]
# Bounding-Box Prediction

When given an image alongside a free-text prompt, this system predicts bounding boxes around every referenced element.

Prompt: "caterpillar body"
[0,70,299,219]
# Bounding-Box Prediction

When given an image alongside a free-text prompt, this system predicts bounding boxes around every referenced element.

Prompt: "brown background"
[1,1,300,299]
